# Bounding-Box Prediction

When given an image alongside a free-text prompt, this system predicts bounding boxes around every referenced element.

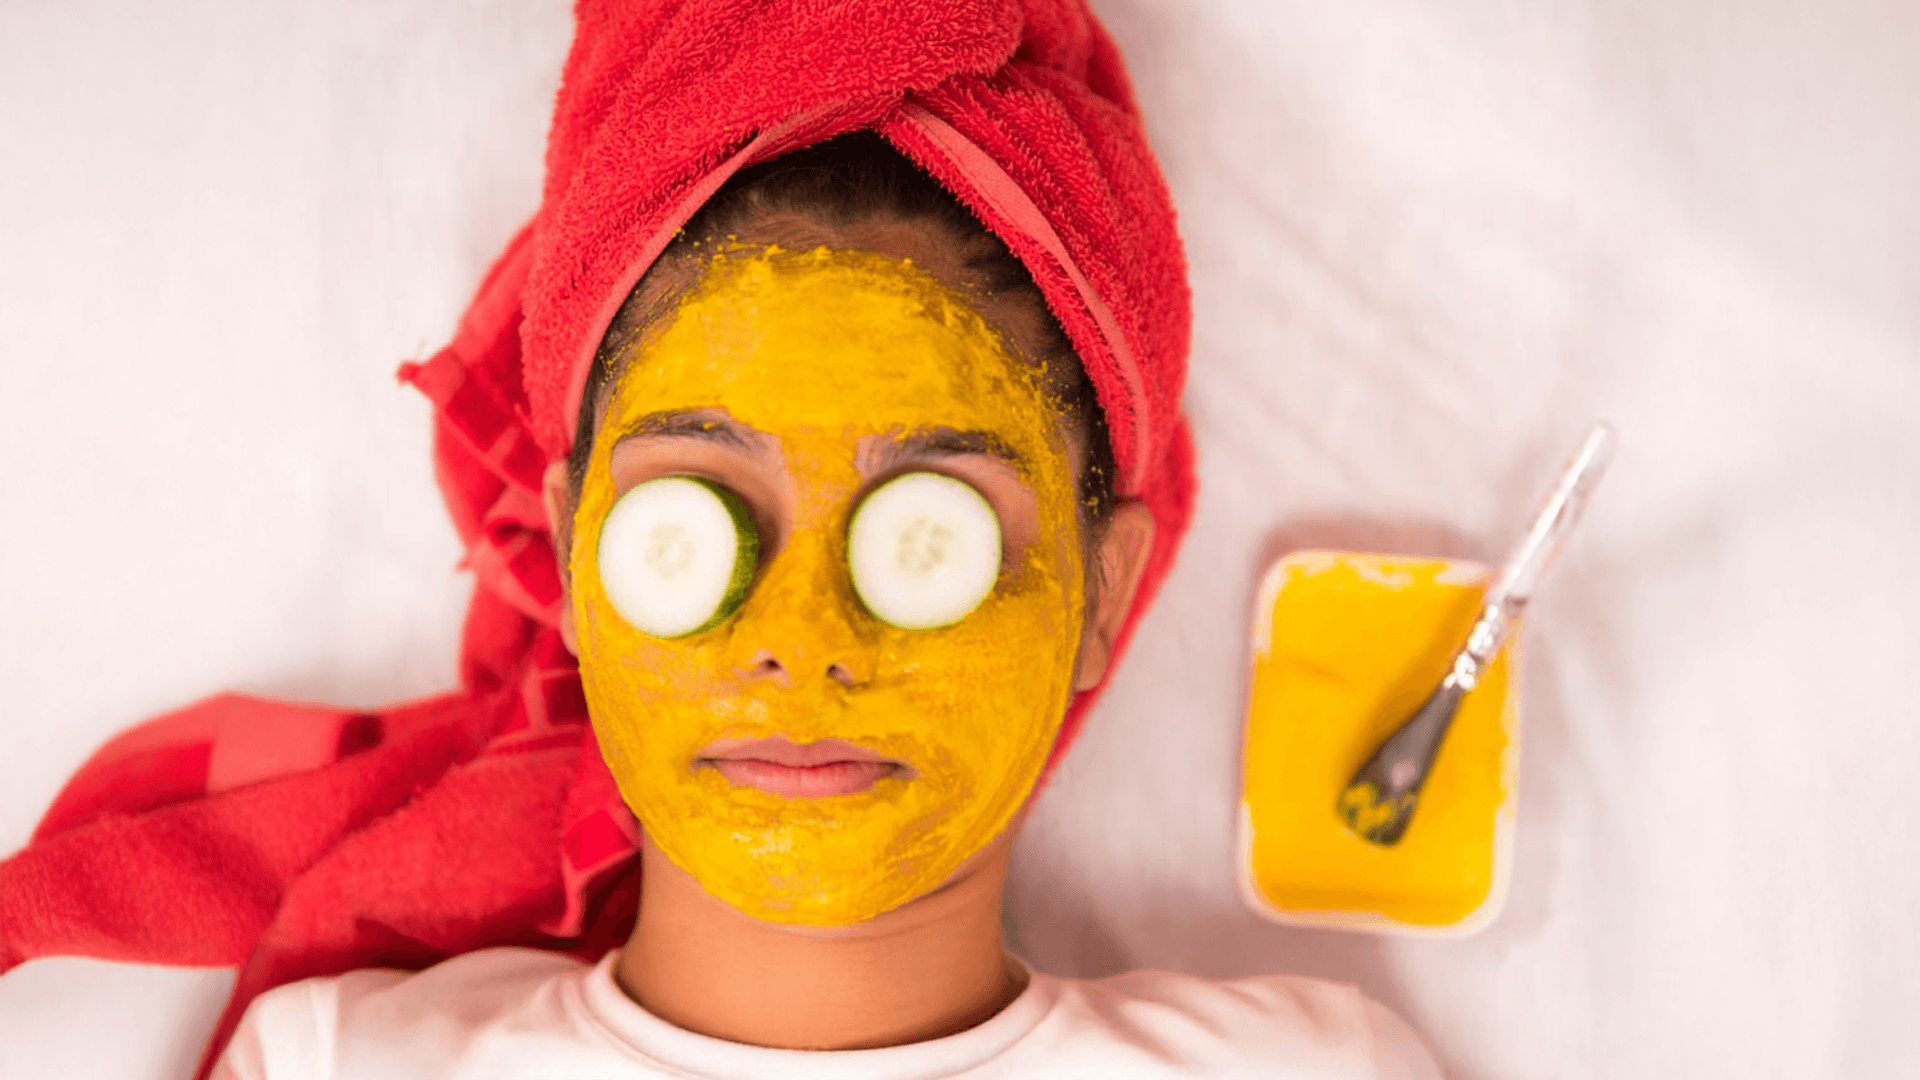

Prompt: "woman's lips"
[708,758,901,798]
[699,737,906,798]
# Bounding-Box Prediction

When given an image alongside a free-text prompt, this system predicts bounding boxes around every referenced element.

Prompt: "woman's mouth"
[698,737,907,798]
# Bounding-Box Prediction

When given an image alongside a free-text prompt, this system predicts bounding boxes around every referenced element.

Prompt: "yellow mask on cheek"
[569,247,1086,926]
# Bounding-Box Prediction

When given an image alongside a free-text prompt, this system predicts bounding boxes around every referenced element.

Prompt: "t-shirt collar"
[577,951,1060,1080]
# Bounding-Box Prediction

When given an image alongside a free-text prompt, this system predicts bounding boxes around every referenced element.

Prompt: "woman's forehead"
[608,215,1069,378]
[603,245,1058,441]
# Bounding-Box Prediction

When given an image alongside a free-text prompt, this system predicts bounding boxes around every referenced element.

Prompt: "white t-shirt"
[214,947,1442,1080]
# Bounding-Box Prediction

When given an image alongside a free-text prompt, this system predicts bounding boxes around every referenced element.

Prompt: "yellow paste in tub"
[1241,552,1516,930]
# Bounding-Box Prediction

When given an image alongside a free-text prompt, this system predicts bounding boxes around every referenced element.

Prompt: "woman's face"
[565,244,1089,926]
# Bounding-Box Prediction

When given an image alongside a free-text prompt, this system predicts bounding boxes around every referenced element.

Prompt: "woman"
[7,3,1439,1076]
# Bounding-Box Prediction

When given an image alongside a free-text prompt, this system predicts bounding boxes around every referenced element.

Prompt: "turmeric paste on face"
[569,247,1085,926]
[1241,552,1517,930]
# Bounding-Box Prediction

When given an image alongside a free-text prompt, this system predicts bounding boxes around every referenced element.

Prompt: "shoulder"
[1013,968,1442,1080]
[214,948,610,1080]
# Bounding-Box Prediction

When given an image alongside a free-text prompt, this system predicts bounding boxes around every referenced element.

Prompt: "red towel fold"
[0,1,1194,1074]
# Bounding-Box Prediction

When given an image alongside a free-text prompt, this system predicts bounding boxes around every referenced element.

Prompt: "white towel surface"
[2,2,1915,1078]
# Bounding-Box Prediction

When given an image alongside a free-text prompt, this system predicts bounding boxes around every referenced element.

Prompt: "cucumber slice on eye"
[597,476,759,638]
[847,471,1003,630]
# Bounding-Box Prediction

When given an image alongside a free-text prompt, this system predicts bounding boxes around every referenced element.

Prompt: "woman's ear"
[1071,500,1156,692]
[541,459,580,655]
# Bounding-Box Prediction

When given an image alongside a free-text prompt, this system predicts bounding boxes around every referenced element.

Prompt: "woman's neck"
[614,832,1026,1050]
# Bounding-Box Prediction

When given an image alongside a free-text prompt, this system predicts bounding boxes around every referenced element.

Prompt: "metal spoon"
[1336,422,1616,846]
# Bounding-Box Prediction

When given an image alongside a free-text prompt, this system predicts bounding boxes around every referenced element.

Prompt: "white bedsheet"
[3,2,1914,1077]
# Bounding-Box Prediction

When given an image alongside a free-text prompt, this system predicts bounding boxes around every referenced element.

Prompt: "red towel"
[0,1,1194,1074]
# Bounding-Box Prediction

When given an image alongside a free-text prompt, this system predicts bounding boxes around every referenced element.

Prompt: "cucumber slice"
[597,476,758,637]
[848,471,1002,630]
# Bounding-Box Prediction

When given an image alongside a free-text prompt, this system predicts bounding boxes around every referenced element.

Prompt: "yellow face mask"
[568,246,1086,926]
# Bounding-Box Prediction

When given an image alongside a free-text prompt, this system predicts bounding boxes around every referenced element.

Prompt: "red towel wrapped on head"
[0,1,1194,1074]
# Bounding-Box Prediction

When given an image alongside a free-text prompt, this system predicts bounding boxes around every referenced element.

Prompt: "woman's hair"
[565,131,1118,529]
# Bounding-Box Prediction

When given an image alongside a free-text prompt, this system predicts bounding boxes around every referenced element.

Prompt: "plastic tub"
[1237,550,1520,936]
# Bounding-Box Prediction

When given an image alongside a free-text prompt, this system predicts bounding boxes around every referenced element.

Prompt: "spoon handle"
[1337,422,1615,846]
[1449,421,1616,692]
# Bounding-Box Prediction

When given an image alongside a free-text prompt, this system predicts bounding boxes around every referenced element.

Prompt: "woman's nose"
[740,649,867,688]
[729,539,875,688]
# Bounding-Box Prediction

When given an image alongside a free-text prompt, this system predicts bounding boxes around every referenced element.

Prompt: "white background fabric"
[2,1,1914,1077]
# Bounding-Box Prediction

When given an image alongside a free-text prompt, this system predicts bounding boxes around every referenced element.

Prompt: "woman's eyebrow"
[613,409,767,454]
[874,427,1027,471]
